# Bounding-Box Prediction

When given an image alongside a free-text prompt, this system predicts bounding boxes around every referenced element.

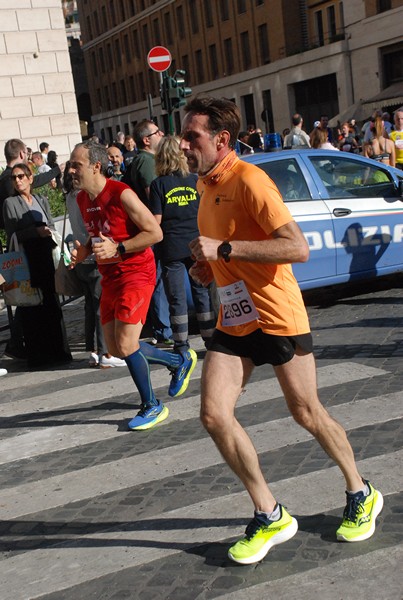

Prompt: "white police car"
[242,150,403,290]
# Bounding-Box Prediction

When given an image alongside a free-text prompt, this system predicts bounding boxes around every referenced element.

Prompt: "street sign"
[147,46,172,72]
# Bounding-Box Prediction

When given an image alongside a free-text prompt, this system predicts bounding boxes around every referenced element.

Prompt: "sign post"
[147,46,174,133]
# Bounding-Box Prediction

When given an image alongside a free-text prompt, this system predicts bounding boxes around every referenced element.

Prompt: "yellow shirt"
[390,130,403,165]
[197,151,310,336]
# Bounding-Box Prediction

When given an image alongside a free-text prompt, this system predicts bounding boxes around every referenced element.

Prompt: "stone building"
[77,0,403,142]
[0,0,81,168]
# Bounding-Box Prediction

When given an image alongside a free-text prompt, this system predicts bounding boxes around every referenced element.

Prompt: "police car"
[242,150,403,290]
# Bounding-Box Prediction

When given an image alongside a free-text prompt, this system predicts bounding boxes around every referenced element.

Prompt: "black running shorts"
[208,328,313,366]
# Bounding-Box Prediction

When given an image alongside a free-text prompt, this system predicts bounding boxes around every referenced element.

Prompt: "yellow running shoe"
[228,505,298,565]
[336,480,383,542]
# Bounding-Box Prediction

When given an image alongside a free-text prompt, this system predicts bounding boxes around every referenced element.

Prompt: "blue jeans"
[162,257,216,354]
[148,258,172,341]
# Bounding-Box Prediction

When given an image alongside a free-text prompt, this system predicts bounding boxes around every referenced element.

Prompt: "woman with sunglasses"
[2,163,72,368]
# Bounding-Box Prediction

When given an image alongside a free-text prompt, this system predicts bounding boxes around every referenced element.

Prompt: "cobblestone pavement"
[0,276,402,599]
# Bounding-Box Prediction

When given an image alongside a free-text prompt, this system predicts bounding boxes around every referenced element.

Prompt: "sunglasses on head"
[11,173,27,181]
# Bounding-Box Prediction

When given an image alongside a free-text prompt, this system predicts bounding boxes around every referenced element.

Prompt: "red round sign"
[147,46,172,73]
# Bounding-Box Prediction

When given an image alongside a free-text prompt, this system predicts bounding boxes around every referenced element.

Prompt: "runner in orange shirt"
[181,96,383,565]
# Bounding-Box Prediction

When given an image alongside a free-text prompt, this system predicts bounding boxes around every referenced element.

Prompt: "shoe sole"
[169,349,197,398]
[128,405,169,431]
[100,362,126,369]
[228,517,298,565]
[336,491,384,542]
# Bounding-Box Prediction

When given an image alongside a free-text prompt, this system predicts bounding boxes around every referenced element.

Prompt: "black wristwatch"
[218,240,232,262]
[117,241,126,255]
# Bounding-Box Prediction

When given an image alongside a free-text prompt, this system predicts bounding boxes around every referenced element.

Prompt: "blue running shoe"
[168,348,197,398]
[128,400,169,431]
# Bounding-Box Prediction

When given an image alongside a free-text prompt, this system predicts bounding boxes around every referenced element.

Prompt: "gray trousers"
[75,262,107,356]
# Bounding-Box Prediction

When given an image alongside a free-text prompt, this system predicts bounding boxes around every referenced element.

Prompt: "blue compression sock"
[124,347,158,407]
[139,341,183,369]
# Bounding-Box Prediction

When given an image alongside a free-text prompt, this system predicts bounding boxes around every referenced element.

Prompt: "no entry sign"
[147,46,172,72]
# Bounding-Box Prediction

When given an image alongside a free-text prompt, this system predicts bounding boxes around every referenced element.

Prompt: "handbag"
[1,234,43,306]
[54,206,83,297]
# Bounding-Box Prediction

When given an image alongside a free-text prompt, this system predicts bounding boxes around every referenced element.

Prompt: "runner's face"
[180,113,220,176]
[69,147,97,191]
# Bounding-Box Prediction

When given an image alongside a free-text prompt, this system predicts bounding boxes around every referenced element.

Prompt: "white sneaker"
[100,355,126,368]
[89,352,99,368]
[0,368,7,377]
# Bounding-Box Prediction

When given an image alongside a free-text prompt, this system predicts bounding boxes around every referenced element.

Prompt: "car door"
[307,153,403,281]
[251,154,336,289]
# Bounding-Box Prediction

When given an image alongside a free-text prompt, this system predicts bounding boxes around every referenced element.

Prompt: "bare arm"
[189,221,309,265]
[92,188,162,261]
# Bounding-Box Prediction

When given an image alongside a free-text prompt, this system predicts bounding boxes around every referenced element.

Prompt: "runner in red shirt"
[69,141,197,430]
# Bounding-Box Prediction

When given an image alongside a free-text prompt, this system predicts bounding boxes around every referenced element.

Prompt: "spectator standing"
[123,119,173,347]
[337,122,359,153]
[32,151,52,174]
[389,106,403,170]
[39,142,49,163]
[310,115,333,146]
[311,128,338,150]
[363,113,395,167]
[0,139,62,360]
[3,163,72,368]
[283,114,311,148]
[123,135,137,166]
[382,112,393,135]
[47,150,62,189]
[238,131,253,155]
[107,146,125,181]
[181,96,382,566]
[69,141,197,430]
[149,136,216,356]
[113,132,126,154]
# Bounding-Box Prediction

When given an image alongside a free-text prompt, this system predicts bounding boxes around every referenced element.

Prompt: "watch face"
[219,242,232,261]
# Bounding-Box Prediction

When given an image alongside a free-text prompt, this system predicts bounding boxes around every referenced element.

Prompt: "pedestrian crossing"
[0,345,402,599]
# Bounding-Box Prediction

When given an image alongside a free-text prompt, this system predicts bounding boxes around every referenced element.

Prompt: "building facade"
[0,0,82,168]
[77,0,403,141]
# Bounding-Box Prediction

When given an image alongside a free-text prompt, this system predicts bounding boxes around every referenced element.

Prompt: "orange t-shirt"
[197,152,310,336]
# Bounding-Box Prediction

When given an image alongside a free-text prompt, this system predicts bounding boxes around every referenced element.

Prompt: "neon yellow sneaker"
[228,505,298,565]
[336,480,383,542]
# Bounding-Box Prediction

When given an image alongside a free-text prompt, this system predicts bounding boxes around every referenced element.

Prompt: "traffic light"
[169,70,192,109]
[161,70,192,113]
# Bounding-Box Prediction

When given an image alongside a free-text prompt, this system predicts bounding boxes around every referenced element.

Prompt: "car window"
[309,156,396,199]
[256,158,311,201]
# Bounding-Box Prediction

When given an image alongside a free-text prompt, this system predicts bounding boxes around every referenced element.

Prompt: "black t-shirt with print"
[149,172,199,262]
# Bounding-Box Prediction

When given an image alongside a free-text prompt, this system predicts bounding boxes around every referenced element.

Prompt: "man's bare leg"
[200,350,276,512]
[274,349,363,492]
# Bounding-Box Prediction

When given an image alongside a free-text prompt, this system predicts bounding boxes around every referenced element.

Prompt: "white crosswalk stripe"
[0,353,400,600]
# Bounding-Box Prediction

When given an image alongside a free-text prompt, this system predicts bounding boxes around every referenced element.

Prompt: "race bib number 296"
[217,280,259,327]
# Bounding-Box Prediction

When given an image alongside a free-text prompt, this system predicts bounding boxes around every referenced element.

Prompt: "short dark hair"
[4,139,26,163]
[133,119,156,148]
[39,142,49,152]
[184,96,241,149]
[74,140,109,175]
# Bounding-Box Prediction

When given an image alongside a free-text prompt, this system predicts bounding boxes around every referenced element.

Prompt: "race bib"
[217,280,259,327]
